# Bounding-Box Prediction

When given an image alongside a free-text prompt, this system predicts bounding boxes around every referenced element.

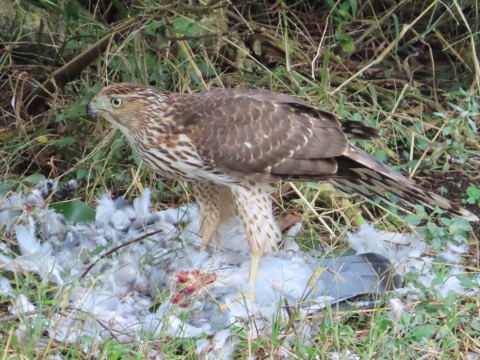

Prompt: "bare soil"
[428,169,480,239]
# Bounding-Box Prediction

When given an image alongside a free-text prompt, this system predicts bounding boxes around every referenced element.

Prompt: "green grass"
[1,0,480,358]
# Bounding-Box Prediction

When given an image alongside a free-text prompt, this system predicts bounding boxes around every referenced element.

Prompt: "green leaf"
[298,86,319,96]
[448,102,464,112]
[466,185,480,200]
[442,126,452,136]
[427,221,439,235]
[352,113,362,121]
[200,19,213,29]
[443,290,457,308]
[367,84,377,103]
[307,183,332,192]
[170,17,200,36]
[0,179,17,196]
[54,137,76,149]
[76,168,88,180]
[406,159,419,168]
[337,9,352,20]
[52,200,96,224]
[372,149,386,162]
[471,319,480,332]
[23,174,46,185]
[456,274,478,288]
[431,272,445,287]
[414,205,428,217]
[64,0,79,23]
[325,0,336,10]
[448,217,472,236]
[403,215,422,226]
[109,0,129,19]
[90,244,110,256]
[384,193,399,204]
[335,31,355,52]
[392,14,399,48]
[440,217,451,227]
[37,0,62,11]
[56,95,91,122]
[412,324,437,341]
[349,0,357,16]
[196,62,216,77]
[147,20,166,34]
[434,111,447,118]
[190,69,200,84]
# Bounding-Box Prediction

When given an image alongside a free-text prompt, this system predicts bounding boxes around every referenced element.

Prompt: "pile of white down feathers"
[0,180,478,359]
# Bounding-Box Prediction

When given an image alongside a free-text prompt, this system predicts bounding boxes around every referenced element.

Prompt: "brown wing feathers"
[172,88,476,221]
[186,92,322,174]
[185,90,366,175]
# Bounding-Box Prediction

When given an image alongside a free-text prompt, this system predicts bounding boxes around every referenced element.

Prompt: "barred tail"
[330,145,478,222]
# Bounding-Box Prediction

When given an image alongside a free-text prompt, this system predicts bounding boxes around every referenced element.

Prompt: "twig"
[80,229,164,279]
[451,0,480,90]
[287,182,336,237]
[0,310,39,323]
[408,122,447,179]
[311,18,328,80]
[164,31,229,41]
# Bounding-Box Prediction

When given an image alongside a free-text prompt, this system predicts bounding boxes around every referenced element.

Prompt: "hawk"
[87,83,477,298]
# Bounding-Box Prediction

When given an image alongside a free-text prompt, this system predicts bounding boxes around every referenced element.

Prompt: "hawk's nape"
[87,83,478,298]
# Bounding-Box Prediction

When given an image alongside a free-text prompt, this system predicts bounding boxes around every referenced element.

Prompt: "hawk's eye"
[110,97,124,108]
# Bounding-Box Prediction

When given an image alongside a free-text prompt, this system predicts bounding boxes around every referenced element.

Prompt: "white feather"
[0,183,476,357]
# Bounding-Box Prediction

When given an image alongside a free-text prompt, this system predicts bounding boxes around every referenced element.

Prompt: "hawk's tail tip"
[429,192,478,222]
[459,210,479,222]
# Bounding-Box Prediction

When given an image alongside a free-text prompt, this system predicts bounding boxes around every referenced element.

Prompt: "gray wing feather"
[316,253,402,301]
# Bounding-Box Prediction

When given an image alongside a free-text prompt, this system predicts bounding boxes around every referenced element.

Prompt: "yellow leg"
[248,255,260,300]
[231,183,282,301]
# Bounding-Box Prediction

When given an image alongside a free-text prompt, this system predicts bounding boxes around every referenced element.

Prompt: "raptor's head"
[87,83,166,132]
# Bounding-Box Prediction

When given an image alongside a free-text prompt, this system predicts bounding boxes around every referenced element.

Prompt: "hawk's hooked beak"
[87,96,99,116]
